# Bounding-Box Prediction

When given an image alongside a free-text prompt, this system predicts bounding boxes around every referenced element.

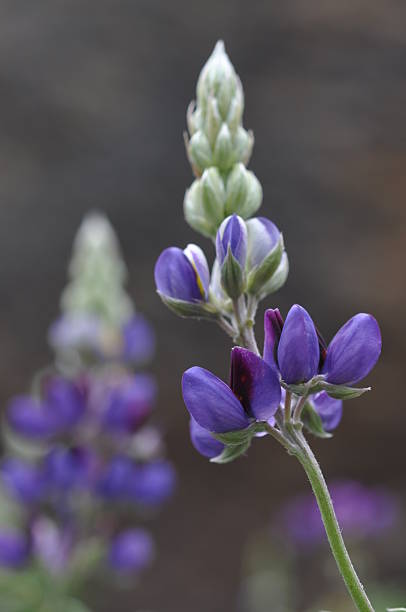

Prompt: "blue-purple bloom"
[154,244,209,303]
[44,446,95,492]
[264,306,382,388]
[216,214,247,267]
[280,481,398,547]
[310,392,343,431]
[109,528,155,573]
[182,347,281,439]
[1,459,45,504]
[128,461,176,506]
[0,529,29,568]
[190,418,225,458]
[102,374,157,434]
[7,378,85,440]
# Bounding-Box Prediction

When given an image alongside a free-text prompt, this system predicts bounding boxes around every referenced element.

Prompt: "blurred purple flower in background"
[0,213,175,599]
[0,529,29,569]
[279,480,398,548]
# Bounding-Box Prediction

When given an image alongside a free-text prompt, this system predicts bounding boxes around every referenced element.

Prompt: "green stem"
[291,428,375,612]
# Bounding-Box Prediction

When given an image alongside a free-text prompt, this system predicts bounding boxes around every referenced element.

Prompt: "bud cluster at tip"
[184,41,262,238]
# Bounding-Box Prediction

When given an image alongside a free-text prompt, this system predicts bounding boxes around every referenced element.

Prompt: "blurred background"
[0,1,405,610]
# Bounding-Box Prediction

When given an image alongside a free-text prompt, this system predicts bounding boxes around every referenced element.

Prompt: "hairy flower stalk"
[155,41,384,611]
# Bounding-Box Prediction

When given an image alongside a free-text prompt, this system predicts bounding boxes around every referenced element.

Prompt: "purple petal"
[128,461,176,505]
[322,314,382,385]
[1,459,45,504]
[122,315,155,364]
[45,446,95,491]
[103,374,156,433]
[109,528,155,573]
[184,244,210,299]
[263,308,284,368]
[154,247,204,302]
[97,456,135,500]
[182,366,250,433]
[311,391,343,431]
[0,529,29,568]
[189,418,225,458]
[246,217,281,267]
[230,348,281,421]
[216,215,247,266]
[45,377,85,430]
[277,305,320,384]
[7,396,58,439]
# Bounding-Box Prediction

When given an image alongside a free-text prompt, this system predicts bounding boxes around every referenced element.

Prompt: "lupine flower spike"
[156,41,384,612]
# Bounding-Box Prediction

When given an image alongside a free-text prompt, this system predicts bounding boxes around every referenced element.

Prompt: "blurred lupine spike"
[0,214,175,606]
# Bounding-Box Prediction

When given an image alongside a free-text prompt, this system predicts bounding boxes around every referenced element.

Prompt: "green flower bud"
[187,131,212,175]
[184,179,217,239]
[258,251,289,298]
[225,163,262,218]
[200,168,226,228]
[232,126,254,166]
[196,41,240,118]
[213,124,234,171]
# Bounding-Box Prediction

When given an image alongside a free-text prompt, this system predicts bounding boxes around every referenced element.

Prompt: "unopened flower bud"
[213,123,234,171]
[246,217,285,295]
[154,245,217,319]
[196,41,240,119]
[260,252,289,297]
[225,163,262,218]
[187,131,213,175]
[216,215,247,299]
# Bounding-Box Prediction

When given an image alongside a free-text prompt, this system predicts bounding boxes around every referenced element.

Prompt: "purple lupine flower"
[0,529,29,568]
[45,377,86,430]
[280,481,398,547]
[154,244,209,303]
[246,217,282,268]
[7,378,85,440]
[102,374,157,434]
[190,418,225,458]
[311,392,343,431]
[7,395,59,439]
[31,517,72,573]
[128,461,176,506]
[96,456,135,500]
[122,314,155,364]
[264,306,382,388]
[277,305,320,384]
[109,528,155,573]
[1,459,45,504]
[321,314,382,385]
[44,446,95,492]
[216,214,247,267]
[182,347,281,434]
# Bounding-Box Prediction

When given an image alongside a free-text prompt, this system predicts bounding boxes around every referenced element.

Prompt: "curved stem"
[232,297,260,354]
[291,429,375,612]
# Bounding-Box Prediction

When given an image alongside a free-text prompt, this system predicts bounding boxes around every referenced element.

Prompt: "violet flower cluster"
[0,214,175,598]
[154,42,382,464]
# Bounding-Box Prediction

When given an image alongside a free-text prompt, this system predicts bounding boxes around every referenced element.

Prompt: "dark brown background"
[0,1,405,610]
